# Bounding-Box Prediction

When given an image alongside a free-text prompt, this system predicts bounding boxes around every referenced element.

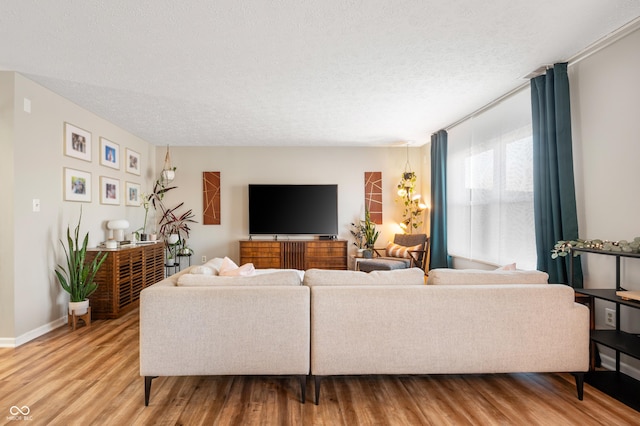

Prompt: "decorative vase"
[68,299,89,316]
[363,249,373,259]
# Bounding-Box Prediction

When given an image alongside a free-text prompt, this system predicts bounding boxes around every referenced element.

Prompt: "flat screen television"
[248,184,338,236]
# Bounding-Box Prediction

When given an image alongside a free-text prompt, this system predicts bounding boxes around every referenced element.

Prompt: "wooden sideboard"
[85,242,165,319]
[239,239,347,270]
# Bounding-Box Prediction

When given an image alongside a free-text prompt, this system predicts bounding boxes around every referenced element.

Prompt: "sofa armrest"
[140,284,310,377]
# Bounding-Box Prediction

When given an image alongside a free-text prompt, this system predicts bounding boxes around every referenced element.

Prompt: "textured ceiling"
[1,1,639,147]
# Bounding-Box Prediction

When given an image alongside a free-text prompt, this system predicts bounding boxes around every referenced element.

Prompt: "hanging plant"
[397,171,424,232]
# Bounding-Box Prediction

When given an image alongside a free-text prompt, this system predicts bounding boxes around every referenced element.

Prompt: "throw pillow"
[218,256,256,277]
[496,263,517,271]
[204,257,225,274]
[386,242,423,259]
[190,265,215,275]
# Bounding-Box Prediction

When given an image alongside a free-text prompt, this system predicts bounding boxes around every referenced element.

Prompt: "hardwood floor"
[1,309,637,426]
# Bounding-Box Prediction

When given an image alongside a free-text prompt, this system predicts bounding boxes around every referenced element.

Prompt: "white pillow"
[190,265,215,275]
[204,257,225,274]
[496,263,517,271]
[218,256,256,277]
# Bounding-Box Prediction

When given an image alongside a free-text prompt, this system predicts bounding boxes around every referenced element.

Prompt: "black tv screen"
[248,184,338,236]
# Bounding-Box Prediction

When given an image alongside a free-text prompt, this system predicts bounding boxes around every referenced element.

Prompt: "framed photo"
[125,182,141,206]
[100,176,120,205]
[64,168,92,202]
[100,137,120,169]
[126,149,141,175]
[64,122,92,162]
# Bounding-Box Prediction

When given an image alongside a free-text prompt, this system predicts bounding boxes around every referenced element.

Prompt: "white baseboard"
[599,352,640,381]
[0,316,67,348]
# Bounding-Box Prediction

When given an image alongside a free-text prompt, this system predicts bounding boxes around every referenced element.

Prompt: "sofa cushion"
[176,270,302,286]
[303,268,424,286]
[426,268,549,285]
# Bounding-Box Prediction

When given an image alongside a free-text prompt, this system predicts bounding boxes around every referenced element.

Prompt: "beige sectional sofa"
[305,267,589,404]
[139,267,310,405]
[139,265,589,406]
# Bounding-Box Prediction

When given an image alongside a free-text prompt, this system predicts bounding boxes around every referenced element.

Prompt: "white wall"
[570,26,640,376]
[1,72,158,346]
[152,146,428,265]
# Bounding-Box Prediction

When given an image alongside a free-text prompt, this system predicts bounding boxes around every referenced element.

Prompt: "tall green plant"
[363,208,379,249]
[55,209,107,302]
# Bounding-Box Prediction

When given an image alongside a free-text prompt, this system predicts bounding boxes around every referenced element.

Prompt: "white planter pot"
[167,234,179,245]
[69,299,89,316]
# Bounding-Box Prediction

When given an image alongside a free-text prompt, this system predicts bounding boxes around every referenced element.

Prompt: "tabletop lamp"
[107,219,130,242]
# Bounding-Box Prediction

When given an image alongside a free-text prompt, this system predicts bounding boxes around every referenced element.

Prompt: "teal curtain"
[531,63,583,287]
[429,130,450,269]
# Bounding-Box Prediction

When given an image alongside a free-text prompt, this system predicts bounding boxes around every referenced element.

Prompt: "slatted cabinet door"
[86,242,164,319]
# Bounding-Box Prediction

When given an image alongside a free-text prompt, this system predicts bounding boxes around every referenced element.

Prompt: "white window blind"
[447,87,536,270]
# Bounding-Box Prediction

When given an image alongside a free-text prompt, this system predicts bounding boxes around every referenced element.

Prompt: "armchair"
[359,234,429,272]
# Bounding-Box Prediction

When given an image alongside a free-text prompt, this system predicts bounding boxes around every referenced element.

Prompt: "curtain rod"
[444,16,640,132]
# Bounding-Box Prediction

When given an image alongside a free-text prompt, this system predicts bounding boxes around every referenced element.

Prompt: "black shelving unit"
[571,248,640,411]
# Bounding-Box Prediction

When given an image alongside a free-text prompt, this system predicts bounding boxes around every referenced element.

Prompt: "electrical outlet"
[201,256,207,263]
[605,308,616,327]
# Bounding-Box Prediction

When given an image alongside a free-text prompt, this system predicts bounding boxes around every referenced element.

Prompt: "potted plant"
[55,208,107,316]
[159,202,196,242]
[135,178,177,242]
[351,208,380,259]
[350,221,366,257]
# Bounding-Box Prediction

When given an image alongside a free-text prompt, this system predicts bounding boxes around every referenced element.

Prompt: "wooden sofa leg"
[314,376,321,405]
[144,376,157,406]
[573,373,585,400]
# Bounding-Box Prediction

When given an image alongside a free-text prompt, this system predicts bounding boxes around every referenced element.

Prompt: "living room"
[2,1,640,423]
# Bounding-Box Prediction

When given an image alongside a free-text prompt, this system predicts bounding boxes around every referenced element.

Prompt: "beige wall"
[152,145,427,264]
[1,72,429,346]
[570,26,640,376]
[0,73,16,339]
[1,72,158,346]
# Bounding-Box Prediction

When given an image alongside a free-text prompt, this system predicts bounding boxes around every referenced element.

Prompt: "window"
[447,88,536,269]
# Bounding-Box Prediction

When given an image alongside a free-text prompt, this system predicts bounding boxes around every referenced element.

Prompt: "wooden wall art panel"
[203,171,221,225]
[364,171,382,224]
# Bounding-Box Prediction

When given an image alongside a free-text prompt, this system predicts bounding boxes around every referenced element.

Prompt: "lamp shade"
[107,219,130,230]
[107,219,129,242]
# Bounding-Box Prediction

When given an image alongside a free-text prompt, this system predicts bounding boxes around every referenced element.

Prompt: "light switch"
[24,98,31,113]
[33,199,40,212]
